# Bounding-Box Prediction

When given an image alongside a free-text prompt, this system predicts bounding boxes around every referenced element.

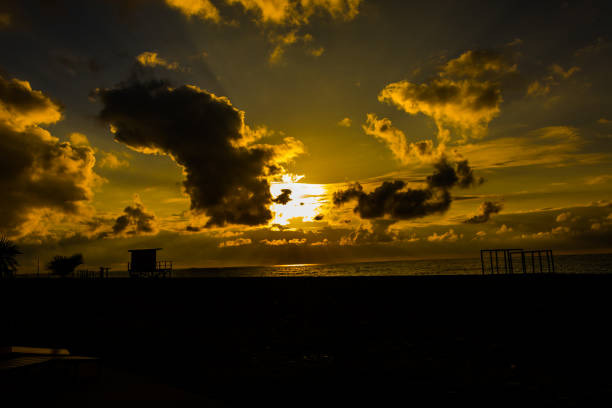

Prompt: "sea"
[173,253,612,278]
[18,253,612,278]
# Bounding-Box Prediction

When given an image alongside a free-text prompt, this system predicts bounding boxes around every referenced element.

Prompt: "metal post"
[495,250,499,274]
[503,250,508,274]
[521,251,526,274]
[550,250,555,273]
[531,252,535,274]
[538,251,543,274]
[508,251,513,274]
[489,251,494,274]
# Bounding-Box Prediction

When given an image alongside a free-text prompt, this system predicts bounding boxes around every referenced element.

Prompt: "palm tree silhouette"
[47,254,84,277]
[0,235,22,279]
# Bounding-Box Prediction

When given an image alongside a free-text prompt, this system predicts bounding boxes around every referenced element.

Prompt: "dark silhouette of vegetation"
[47,254,83,277]
[0,235,22,279]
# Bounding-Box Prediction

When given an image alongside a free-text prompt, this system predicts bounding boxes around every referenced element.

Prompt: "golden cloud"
[0,76,102,239]
[363,114,442,165]
[337,117,351,127]
[441,49,517,78]
[165,1,362,63]
[427,228,461,242]
[136,51,180,70]
[97,151,130,169]
[228,0,362,25]
[379,78,502,142]
[164,0,220,22]
[219,237,252,247]
[0,77,62,131]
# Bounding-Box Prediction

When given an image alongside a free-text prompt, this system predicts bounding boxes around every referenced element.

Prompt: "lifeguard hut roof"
[128,248,162,252]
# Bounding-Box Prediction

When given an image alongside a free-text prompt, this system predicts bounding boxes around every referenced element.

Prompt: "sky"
[1,0,611,272]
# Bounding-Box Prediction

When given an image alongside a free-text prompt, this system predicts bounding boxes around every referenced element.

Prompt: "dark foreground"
[3,274,612,406]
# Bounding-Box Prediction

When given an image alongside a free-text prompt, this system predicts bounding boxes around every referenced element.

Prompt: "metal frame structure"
[480,249,555,274]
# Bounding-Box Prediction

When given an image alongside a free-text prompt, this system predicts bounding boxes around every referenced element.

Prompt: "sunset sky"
[1,0,611,271]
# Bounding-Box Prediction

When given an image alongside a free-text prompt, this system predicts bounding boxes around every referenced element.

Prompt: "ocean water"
[19,253,612,278]
[174,253,612,278]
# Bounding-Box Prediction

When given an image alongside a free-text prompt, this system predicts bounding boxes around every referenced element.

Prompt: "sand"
[3,274,612,406]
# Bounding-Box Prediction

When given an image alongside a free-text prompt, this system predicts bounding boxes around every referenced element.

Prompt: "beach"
[3,274,612,406]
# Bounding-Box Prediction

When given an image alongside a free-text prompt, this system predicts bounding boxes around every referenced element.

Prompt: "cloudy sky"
[1,0,611,271]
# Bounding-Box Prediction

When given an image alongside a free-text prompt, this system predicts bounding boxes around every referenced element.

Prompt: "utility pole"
[37,256,39,278]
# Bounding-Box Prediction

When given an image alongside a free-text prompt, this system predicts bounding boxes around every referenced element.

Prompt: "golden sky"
[1,0,611,271]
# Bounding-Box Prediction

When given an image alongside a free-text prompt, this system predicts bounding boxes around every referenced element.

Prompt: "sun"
[270,174,327,225]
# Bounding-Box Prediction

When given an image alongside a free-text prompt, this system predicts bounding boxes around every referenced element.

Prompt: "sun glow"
[270,175,327,225]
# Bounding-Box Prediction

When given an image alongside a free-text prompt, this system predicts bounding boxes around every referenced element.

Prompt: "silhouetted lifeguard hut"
[127,248,173,278]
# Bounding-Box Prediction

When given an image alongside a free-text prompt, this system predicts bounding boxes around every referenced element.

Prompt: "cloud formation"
[464,201,503,224]
[272,188,292,204]
[363,114,457,166]
[0,75,100,238]
[96,151,130,169]
[427,158,482,189]
[427,229,460,242]
[0,76,63,130]
[455,126,606,169]
[333,158,479,221]
[379,78,501,142]
[527,63,581,97]
[339,219,399,245]
[378,48,516,141]
[556,211,572,223]
[96,79,303,228]
[227,0,361,25]
[164,0,220,22]
[111,201,158,237]
[136,51,180,70]
[441,49,517,78]
[219,237,252,247]
[338,117,352,127]
[163,0,362,62]
[260,237,306,245]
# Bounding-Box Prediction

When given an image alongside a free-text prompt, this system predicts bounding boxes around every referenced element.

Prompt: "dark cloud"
[464,201,503,224]
[272,189,292,205]
[111,202,158,236]
[314,214,324,221]
[427,158,483,189]
[427,158,481,189]
[333,180,451,220]
[334,158,481,221]
[95,79,302,228]
[0,74,99,239]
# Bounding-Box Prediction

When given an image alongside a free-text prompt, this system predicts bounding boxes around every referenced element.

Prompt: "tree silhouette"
[47,254,83,277]
[0,235,22,279]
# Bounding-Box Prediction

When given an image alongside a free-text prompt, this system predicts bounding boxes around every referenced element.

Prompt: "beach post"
[480,250,485,275]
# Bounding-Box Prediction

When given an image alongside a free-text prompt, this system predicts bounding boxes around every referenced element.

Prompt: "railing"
[75,268,110,279]
[481,249,555,274]
[127,260,173,278]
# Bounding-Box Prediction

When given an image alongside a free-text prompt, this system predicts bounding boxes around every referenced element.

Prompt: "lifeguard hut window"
[128,248,161,273]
